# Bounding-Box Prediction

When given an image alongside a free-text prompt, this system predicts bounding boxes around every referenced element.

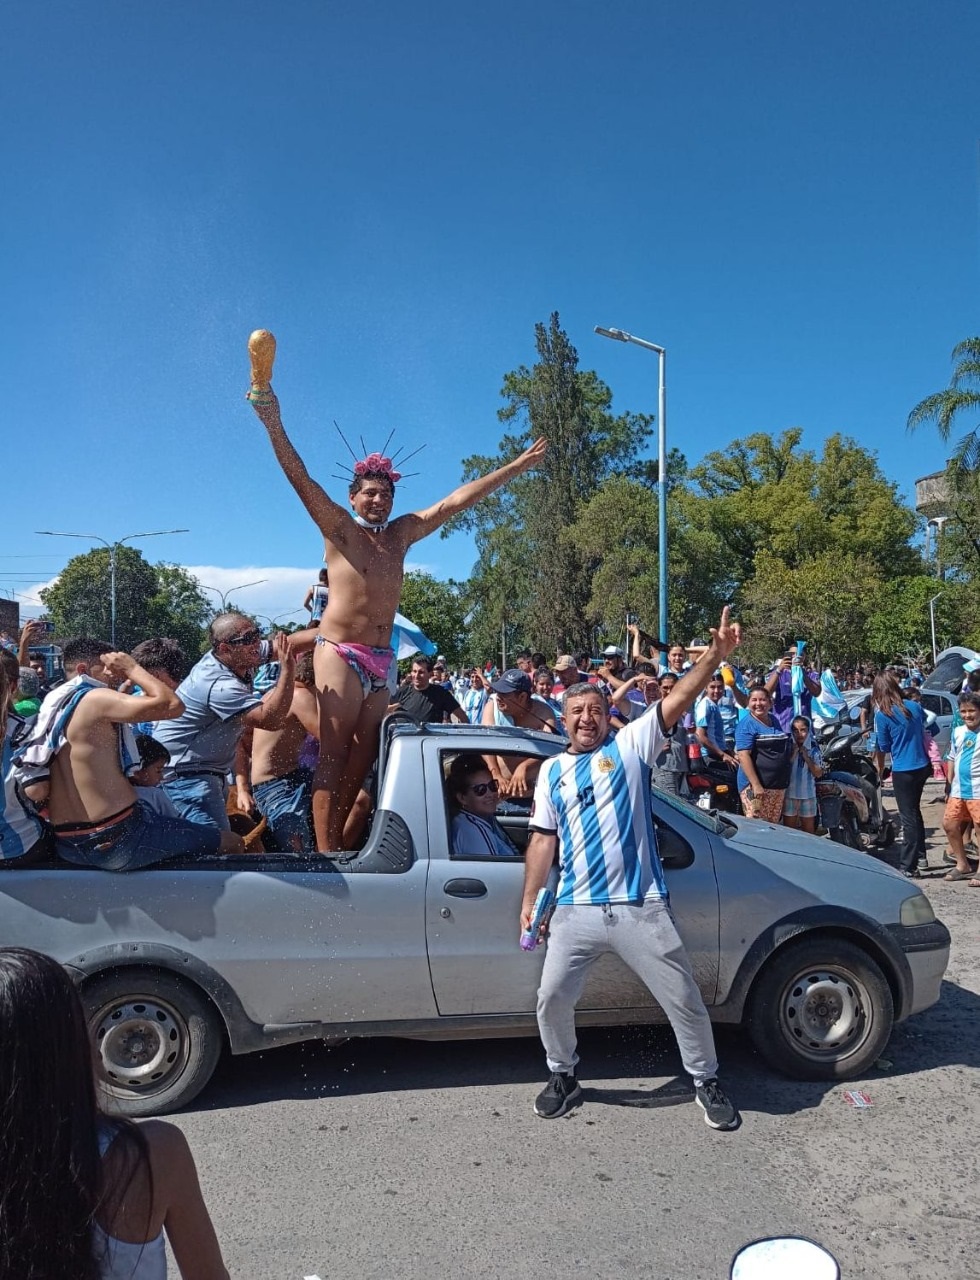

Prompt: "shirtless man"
[250,390,546,850]
[236,654,320,851]
[15,638,243,870]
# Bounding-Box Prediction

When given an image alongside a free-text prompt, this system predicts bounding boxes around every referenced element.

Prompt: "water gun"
[520,887,555,951]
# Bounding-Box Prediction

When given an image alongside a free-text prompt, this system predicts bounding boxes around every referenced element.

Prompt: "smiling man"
[250,386,545,851]
[521,606,744,1130]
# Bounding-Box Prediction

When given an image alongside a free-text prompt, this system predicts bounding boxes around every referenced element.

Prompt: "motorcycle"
[686,758,740,814]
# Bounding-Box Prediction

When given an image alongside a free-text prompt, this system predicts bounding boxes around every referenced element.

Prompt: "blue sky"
[3,1,978,622]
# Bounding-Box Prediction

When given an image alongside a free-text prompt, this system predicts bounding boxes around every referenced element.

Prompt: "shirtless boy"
[237,654,320,851]
[16,638,243,870]
[250,390,546,851]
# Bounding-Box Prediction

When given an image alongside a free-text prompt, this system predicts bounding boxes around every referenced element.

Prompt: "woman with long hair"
[872,671,931,877]
[0,947,229,1279]
[735,684,791,822]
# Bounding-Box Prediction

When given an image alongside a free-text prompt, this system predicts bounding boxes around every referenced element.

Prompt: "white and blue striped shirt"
[947,724,980,800]
[530,705,669,906]
[460,686,488,724]
[2,713,44,860]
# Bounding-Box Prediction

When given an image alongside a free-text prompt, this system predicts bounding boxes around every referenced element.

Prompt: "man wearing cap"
[481,668,560,796]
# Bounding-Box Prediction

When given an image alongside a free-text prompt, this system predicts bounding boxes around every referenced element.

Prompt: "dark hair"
[412,655,434,672]
[635,661,658,678]
[62,637,111,668]
[0,948,151,1279]
[530,652,546,669]
[533,667,554,685]
[573,652,591,669]
[318,568,329,583]
[135,733,170,769]
[446,753,492,808]
[966,671,980,693]
[747,681,770,695]
[872,671,909,719]
[131,637,188,684]
[561,682,608,714]
[958,692,980,710]
[0,649,18,690]
[348,472,395,498]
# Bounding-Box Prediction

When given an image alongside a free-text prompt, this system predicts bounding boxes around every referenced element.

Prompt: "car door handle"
[443,878,488,898]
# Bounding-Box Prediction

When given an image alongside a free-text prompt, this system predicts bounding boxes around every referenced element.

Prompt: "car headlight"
[900,893,936,926]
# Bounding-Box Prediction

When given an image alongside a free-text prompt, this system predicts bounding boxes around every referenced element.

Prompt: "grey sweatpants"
[536,900,719,1083]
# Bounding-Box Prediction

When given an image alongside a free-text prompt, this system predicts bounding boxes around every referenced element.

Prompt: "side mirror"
[731,1236,840,1279]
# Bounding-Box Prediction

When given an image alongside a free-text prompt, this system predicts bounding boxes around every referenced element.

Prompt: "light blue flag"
[391,611,437,660]
[812,667,847,722]
[792,639,807,717]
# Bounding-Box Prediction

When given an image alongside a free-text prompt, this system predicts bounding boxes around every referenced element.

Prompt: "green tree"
[40,549,211,653]
[863,576,965,666]
[447,313,651,652]
[398,571,469,667]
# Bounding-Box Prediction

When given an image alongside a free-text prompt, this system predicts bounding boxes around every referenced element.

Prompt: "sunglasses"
[224,629,261,647]
[467,780,499,796]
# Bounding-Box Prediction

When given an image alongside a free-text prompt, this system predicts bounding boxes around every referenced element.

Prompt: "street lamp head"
[594,326,630,342]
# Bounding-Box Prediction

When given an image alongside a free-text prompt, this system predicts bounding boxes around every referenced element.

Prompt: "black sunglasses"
[467,780,499,796]
[224,629,261,647]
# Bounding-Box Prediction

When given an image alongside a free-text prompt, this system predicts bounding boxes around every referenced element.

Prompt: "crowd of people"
[0,356,975,1277]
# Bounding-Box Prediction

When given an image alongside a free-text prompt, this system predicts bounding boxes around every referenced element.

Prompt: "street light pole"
[594,326,668,638]
[200,580,269,612]
[36,528,189,646]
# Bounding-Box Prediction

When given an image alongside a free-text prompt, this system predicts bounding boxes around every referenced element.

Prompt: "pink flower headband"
[353,452,401,484]
[332,422,425,487]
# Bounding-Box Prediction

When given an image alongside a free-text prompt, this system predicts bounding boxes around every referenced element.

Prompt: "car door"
[920,690,954,757]
[424,735,721,1016]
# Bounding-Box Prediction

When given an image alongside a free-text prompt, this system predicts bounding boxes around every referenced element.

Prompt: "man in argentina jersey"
[521,607,743,1130]
[942,691,980,884]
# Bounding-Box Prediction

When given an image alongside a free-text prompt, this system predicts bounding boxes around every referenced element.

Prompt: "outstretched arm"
[398,438,547,546]
[250,392,347,538]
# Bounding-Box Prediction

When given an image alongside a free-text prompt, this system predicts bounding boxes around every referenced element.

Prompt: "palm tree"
[908,337,980,472]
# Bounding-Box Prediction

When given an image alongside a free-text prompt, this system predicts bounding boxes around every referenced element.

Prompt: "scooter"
[816,717,896,853]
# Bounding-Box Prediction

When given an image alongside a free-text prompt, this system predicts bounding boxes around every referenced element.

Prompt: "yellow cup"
[248,329,277,390]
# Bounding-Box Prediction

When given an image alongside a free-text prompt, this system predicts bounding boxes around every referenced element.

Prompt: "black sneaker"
[534,1071,582,1119]
[695,1078,740,1130]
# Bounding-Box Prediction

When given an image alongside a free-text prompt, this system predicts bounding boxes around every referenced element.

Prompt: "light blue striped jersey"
[530,705,669,906]
[946,724,980,800]
[694,697,726,757]
[1,713,44,860]
[460,686,488,724]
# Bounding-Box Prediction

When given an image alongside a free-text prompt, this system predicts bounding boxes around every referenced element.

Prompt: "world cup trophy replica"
[246,329,277,404]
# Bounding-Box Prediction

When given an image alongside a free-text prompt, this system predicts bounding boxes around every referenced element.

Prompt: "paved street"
[170,782,980,1280]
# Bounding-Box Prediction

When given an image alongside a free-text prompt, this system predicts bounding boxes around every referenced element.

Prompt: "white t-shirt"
[530,705,669,906]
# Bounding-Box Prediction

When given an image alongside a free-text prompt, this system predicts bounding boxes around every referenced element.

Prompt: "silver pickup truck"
[0,719,950,1115]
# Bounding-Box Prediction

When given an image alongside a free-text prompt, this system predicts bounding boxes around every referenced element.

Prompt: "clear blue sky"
[3,1,978,621]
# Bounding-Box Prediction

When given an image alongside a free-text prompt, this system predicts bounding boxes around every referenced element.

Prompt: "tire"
[81,969,224,1117]
[747,937,894,1080]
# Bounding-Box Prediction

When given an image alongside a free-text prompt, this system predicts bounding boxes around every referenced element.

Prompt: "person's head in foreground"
[447,753,500,818]
[490,668,532,719]
[958,691,980,731]
[0,947,146,1278]
[61,637,115,682]
[208,612,263,677]
[410,656,434,689]
[348,453,400,526]
[561,683,612,753]
[746,683,773,719]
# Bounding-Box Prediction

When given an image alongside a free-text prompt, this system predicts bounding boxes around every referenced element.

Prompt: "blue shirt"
[530,705,669,906]
[874,701,928,773]
[451,811,519,858]
[695,698,726,758]
[155,651,263,776]
[1,712,44,860]
[735,713,787,793]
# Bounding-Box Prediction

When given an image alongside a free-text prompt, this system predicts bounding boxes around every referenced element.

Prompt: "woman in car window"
[0,947,229,1280]
[735,684,791,822]
[447,754,520,857]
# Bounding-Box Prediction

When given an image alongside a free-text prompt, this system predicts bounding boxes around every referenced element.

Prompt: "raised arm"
[659,607,742,731]
[250,392,348,538]
[88,654,184,724]
[398,438,547,546]
[243,633,296,731]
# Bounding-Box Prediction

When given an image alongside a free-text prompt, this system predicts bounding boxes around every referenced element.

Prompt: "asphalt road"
[169,781,980,1280]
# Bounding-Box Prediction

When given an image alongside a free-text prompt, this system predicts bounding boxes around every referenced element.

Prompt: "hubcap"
[93,998,187,1091]
[778,967,870,1061]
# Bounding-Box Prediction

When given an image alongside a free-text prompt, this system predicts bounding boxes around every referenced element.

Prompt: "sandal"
[943,867,975,881]
[968,878,980,888]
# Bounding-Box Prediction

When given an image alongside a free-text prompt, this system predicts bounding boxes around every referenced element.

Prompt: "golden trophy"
[246,329,277,404]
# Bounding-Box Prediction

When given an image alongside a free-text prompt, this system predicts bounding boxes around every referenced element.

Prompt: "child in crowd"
[783,716,824,834]
[904,686,945,780]
[132,733,181,819]
[942,691,980,885]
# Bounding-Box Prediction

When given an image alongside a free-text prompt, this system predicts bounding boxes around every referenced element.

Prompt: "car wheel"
[747,937,894,1080]
[82,969,223,1117]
